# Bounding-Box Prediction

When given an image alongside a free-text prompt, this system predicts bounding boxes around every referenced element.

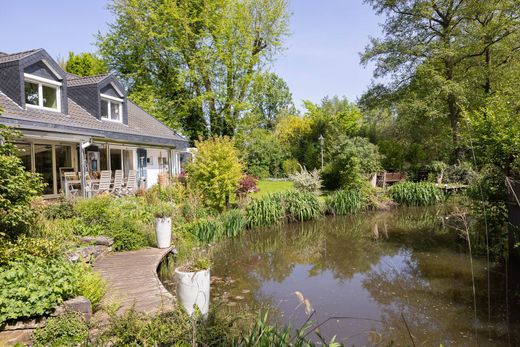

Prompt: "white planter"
[155,217,172,248]
[175,268,210,316]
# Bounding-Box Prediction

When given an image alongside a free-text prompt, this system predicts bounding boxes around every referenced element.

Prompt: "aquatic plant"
[221,209,247,237]
[246,194,285,228]
[282,190,322,222]
[389,181,443,206]
[325,189,370,215]
[187,217,223,244]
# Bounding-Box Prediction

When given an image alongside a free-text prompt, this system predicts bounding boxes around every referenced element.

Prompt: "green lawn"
[254,180,294,197]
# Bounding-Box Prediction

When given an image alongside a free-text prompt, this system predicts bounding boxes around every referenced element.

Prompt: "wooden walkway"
[93,247,174,314]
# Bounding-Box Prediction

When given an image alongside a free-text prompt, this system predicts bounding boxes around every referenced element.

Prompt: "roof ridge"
[1,48,41,57]
[68,73,110,80]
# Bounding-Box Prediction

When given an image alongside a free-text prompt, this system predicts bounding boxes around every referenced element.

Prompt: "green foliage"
[221,209,247,238]
[187,137,243,209]
[0,126,45,239]
[188,217,224,244]
[289,167,322,195]
[74,195,152,251]
[322,136,382,190]
[325,189,371,215]
[0,257,79,324]
[246,194,285,228]
[33,311,88,347]
[282,158,300,176]
[389,181,443,206]
[0,236,63,266]
[146,182,187,204]
[444,162,478,184]
[64,51,108,77]
[41,198,76,220]
[97,0,290,138]
[236,128,286,178]
[281,191,322,222]
[94,306,237,346]
[76,264,107,309]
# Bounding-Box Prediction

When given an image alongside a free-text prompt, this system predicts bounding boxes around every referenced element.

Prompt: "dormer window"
[100,94,123,122]
[24,73,61,111]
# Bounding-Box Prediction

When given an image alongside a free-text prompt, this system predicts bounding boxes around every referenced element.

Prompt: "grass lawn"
[254,180,294,197]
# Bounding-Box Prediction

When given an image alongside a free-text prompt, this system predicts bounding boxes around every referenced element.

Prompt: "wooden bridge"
[93,247,174,314]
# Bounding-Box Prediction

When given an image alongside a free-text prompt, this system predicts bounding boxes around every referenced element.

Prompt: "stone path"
[93,247,174,314]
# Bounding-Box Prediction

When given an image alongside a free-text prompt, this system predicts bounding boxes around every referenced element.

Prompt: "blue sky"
[0,0,382,109]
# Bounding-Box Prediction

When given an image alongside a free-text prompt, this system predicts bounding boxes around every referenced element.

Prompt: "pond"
[160,206,520,346]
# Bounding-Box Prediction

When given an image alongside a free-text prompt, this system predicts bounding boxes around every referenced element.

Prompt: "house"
[0,48,189,198]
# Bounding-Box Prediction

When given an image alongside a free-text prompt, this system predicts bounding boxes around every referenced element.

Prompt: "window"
[24,74,61,111]
[100,94,123,122]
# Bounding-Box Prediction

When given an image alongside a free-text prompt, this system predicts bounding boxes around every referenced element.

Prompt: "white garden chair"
[111,170,124,195]
[92,170,112,196]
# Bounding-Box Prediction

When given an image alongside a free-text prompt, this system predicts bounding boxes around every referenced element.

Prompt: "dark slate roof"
[67,74,111,87]
[0,91,188,148]
[0,49,41,64]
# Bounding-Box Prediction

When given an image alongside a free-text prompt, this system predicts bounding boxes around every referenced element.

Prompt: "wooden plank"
[93,247,174,314]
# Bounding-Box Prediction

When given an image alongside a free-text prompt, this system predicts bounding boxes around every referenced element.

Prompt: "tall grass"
[389,181,443,206]
[221,209,247,237]
[246,194,285,228]
[188,217,223,243]
[325,189,370,215]
[282,191,322,222]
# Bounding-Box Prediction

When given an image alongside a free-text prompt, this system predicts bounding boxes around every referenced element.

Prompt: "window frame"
[100,93,123,123]
[23,73,61,112]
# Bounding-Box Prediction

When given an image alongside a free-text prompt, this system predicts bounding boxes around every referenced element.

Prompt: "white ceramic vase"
[175,268,210,316]
[155,217,172,248]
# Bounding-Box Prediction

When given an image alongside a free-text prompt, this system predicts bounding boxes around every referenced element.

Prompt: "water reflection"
[208,206,519,346]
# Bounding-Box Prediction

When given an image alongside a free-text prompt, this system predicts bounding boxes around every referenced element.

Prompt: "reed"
[188,217,223,243]
[325,189,369,215]
[389,181,443,206]
[220,209,247,237]
[246,194,285,228]
[282,190,322,222]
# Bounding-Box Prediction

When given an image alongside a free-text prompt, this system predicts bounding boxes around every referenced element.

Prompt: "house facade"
[0,48,189,198]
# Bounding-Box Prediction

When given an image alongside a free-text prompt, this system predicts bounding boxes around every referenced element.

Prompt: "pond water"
[160,206,520,346]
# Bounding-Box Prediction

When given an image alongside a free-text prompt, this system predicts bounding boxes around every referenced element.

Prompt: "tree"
[186,137,243,209]
[236,128,286,178]
[361,0,520,161]
[97,0,290,139]
[64,52,108,77]
[0,126,45,239]
[249,72,294,129]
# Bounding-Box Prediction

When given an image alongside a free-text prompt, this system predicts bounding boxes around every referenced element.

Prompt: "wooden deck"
[93,247,174,314]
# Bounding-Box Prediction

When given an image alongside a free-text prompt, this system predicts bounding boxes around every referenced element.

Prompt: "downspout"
[79,139,91,198]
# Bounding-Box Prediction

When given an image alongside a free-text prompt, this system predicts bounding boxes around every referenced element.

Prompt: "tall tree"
[97,0,290,140]
[64,52,108,77]
[361,0,520,161]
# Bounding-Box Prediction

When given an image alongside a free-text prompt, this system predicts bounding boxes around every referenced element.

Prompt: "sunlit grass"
[254,180,294,197]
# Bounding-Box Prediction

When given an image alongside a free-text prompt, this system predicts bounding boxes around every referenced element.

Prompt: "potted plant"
[175,255,211,316]
[154,203,173,249]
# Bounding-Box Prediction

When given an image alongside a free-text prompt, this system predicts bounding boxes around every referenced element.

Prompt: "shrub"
[325,189,370,215]
[0,257,79,324]
[236,175,259,195]
[74,196,151,251]
[282,158,300,176]
[389,181,443,206]
[236,128,286,178]
[187,136,243,209]
[289,167,322,195]
[33,311,88,347]
[0,236,63,266]
[281,190,322,222]
[76,264,107,309]
[0,126,45,238]
[41,198,76,220]
[147,182,186,204]
[444,161,478,184]
[220,209,247,237]
[322,136,381,190]
[246,194,285,228]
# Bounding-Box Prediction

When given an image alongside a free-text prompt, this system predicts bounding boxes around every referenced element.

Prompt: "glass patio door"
[34,144,54,195]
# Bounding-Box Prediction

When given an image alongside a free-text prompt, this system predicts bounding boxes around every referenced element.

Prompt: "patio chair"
[63,172,79,199]
[122,170,138,195]
[92,170,112,196]
[111,170,124,195]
